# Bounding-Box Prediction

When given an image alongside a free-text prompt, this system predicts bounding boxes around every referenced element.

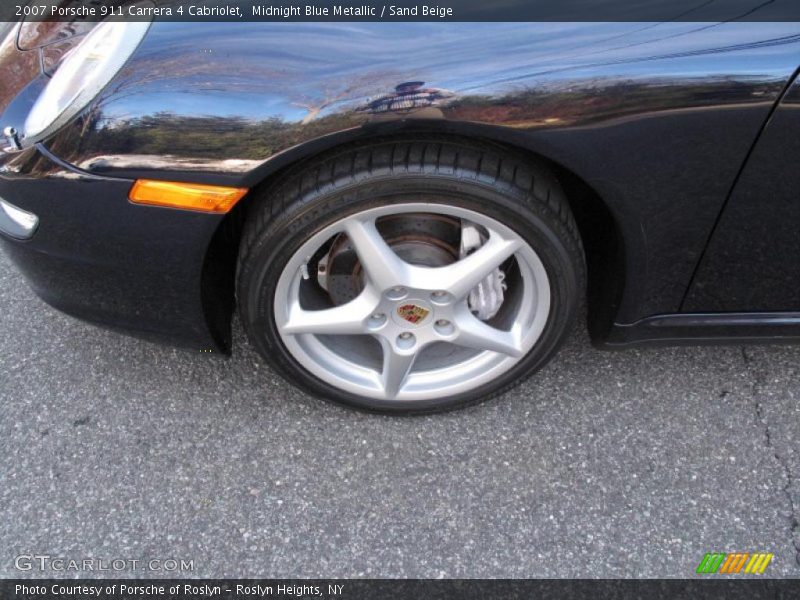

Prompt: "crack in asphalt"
[742,347,800,566]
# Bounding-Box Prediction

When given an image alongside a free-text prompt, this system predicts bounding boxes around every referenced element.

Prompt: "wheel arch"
[201,121,625,351]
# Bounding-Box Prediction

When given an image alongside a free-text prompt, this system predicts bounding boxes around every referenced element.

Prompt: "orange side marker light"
[129,179,248,213]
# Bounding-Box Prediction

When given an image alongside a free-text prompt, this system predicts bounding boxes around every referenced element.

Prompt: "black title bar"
[3,0,800,22]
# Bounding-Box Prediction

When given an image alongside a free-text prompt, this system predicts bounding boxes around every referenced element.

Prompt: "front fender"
[36,21,800,324]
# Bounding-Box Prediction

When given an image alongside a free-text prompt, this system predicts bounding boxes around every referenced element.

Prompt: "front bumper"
[0,148,233,352]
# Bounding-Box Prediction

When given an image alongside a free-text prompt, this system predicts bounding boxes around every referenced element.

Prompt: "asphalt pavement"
[1,248,798,578]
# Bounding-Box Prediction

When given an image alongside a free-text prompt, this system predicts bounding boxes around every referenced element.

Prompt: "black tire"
[236,136,585,413]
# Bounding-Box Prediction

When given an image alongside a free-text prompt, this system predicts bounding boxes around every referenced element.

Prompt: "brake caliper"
[460,220,506,320]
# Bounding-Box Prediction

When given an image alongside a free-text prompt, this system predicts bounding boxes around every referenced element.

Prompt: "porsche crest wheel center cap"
[393,300,432,327]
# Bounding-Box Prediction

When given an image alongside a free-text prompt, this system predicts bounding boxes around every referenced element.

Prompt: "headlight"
[24,20,150,143]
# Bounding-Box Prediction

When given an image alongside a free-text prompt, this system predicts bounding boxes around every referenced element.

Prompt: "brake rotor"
[318,213,461,306]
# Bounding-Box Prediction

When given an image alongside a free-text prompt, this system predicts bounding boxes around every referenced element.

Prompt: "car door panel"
[683,73,800,311]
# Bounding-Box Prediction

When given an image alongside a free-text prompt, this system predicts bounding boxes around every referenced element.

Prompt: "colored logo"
[696,552,773,574]
[397,304,430,324]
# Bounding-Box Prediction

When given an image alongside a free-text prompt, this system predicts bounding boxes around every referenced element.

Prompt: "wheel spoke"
[452,305,524,357]
[379,339,417,399]
[437,232,520,299]
[280,290,376,336]
[344,218,409,291]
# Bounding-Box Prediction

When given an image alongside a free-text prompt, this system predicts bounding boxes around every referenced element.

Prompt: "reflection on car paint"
[3,20,800,329]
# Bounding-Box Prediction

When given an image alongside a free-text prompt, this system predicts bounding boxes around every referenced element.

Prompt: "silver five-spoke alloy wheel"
[273,203,551,402]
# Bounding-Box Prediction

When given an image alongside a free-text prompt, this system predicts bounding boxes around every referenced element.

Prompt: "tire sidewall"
[238,173,582,413]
